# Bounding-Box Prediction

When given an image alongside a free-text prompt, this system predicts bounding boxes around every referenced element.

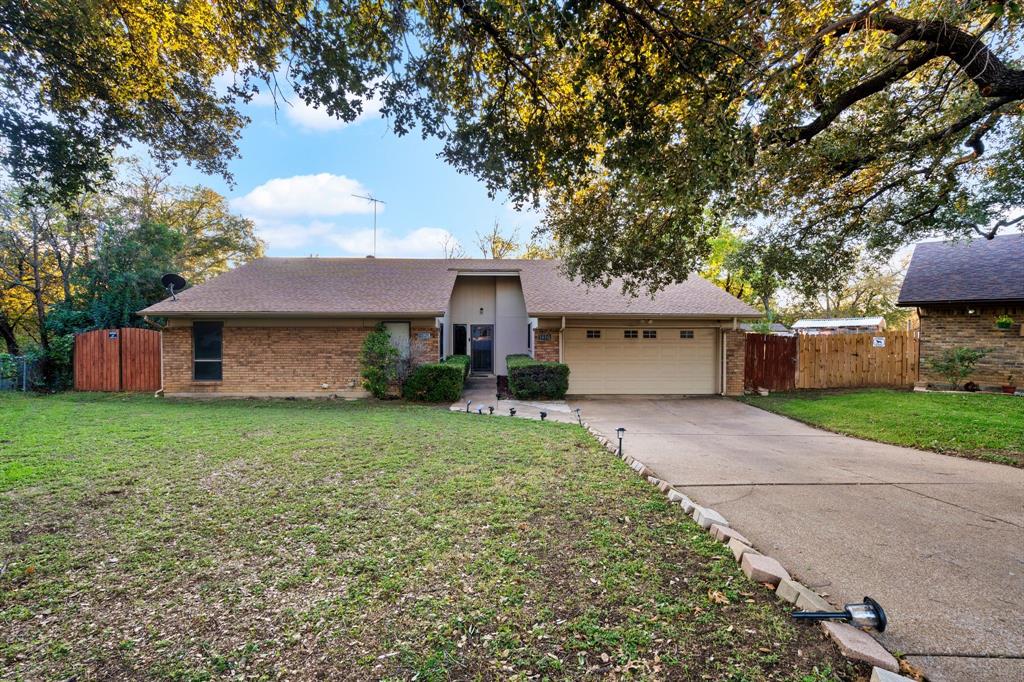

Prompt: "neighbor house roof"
[740,322,791,333]
[140,257,760,318]
[791,317,885,329]
[898,233,1024,306]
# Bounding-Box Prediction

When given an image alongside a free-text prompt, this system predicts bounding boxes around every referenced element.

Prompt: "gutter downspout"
[559,316,565,363]
[720,326,727,396]
[143,315,166,397]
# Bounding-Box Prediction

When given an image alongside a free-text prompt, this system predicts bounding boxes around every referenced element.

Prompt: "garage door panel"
[563,327,717,395]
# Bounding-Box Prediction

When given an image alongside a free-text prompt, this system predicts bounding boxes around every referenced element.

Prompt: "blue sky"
[168,86,541,258]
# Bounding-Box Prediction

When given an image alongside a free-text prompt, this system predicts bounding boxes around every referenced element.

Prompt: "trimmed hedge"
[506,354,570,400]
[402,362,465,402]
[444,354,471,379]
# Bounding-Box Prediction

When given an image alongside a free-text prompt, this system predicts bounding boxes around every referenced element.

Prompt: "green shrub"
[360,324,400,399]
[506,354,570,400]
[443,354,471,379]
[0,353,16,381]
[928,346,990,389]
[402,362,464,402]
[25,334,74,391]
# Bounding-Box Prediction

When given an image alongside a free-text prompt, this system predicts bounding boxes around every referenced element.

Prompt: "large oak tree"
[4,1,1022,289]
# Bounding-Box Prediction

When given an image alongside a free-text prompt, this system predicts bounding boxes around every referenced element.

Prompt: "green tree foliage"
[928,347,991,389]
[0,165,262,385]
[71,221,185,331]
[778,253,912,327]
[0,0,298,202]
[360,325,400,399]
[6,1,1023,291]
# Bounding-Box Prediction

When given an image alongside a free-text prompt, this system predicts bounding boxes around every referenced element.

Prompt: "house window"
[679,330,694,339]
[624,329,638,339]
[643,329,657,339]
[586,329,601,339]
[527,324,532,349]
[383,321,411,360]
[193,321,223,381]
[439,325,445,361]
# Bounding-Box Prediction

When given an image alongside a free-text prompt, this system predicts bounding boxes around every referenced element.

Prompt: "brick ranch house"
[140,258,759,398]
[898,233,1024,391]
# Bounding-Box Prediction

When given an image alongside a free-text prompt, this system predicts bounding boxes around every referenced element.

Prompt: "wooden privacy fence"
[74,328,161,392]
[744,331,919,391]
[796,331,918,389]
[744,334,797,391]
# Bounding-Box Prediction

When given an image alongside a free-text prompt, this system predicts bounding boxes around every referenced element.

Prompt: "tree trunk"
[0,313,19,355]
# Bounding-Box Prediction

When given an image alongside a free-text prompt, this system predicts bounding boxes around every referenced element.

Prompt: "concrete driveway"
[573,397,1024,682]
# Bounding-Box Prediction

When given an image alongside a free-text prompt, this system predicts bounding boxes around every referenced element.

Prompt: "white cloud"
[330,227,459,258]
[214,67,382,133]
[250,218,337,251]
[283,95,382,132]
[232,173,378,218]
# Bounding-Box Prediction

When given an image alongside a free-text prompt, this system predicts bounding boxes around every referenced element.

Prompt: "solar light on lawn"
[792,596,888,632]
[616,427,626,457]
[509,407,517,417]
[575,408,583,426]
[539,411,547,421]
[465,400,472,413]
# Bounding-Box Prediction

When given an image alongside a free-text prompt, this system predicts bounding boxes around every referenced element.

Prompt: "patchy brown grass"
[1,393,860,680]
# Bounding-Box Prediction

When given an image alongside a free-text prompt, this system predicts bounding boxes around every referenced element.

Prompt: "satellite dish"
[161,273,187,301]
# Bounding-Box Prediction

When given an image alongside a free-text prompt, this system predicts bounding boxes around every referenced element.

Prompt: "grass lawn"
[0,394,857,681]
[742,389,1024,467]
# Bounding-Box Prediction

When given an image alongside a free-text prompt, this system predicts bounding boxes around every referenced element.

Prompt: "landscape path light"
[616,427,626,457]
[792,596,888,632]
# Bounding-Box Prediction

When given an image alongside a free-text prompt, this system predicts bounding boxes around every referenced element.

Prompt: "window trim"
[679,329,694,339]
[585,329,601,339]
[192,321,223,382]
[642,329,657,339]
[623,329,638,339]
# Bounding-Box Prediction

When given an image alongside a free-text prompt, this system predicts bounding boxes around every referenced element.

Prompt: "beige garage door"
[563,327,718,395]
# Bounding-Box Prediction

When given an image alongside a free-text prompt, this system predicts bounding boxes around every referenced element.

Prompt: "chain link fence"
[0,355,38,391]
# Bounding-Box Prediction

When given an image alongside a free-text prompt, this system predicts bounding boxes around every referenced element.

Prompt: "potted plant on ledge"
[1003,375,1017,395]
[995,314,1014,330]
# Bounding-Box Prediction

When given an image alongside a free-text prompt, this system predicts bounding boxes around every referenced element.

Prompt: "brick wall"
[724,330,745,396]
[919,305,1024,389]
[410,326,439,366]
[162,325,373,396]
[533,329,561,362]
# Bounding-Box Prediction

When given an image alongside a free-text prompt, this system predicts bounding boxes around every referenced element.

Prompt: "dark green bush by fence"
[506,354,570,400]
[444,354,471,379]
[402,362,465,402]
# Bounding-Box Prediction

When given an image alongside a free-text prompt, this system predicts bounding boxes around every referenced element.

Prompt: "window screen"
[624,329,638,339]
[642,329,657,339]
[193,322,223,381]
[586,329,601,339]
[679,330,694,339]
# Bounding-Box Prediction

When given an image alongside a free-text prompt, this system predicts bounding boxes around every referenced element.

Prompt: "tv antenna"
[161,273,187,301]
[352,193,385,257]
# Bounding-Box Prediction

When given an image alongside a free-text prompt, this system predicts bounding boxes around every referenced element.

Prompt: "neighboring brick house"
[140,258,758,398]
[898,234,1024,391]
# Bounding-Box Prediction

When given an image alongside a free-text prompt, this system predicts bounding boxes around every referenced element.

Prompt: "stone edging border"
[583,423,914,680]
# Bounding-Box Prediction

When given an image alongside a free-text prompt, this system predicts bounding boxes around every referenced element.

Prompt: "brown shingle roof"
[140,257,759,318]
[898,234,1024,306]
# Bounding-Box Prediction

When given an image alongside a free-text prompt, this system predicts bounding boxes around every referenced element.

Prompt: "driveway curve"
[573,397,1024,682]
